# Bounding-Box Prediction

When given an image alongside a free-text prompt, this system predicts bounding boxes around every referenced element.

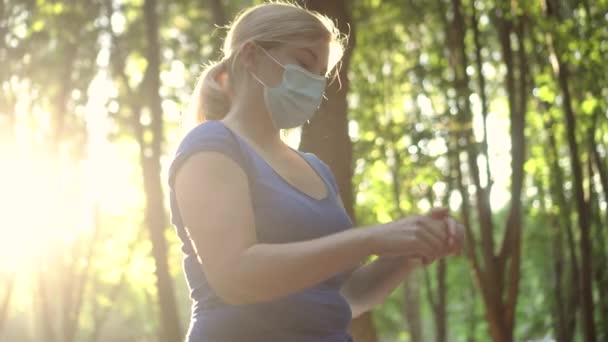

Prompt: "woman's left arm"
[333,194,460,319]
[333,194,422,318]
[340,255,422,318]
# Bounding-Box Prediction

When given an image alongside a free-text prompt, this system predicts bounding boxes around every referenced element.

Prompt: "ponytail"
[182,59,231,130]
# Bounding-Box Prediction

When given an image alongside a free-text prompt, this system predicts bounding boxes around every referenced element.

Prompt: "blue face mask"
[250,46,327,129]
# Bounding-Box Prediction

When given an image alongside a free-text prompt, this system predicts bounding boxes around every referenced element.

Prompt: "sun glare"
[0,71,142,275]
[0,153,81,271]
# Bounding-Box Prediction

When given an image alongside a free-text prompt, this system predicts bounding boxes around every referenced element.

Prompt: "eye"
[296,60,308,69]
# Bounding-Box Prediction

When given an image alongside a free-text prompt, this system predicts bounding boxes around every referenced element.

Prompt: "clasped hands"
[370,208,465,265]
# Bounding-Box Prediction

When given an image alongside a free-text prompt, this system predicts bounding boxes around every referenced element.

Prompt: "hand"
[428,208,465,258]
[369,210,451,261]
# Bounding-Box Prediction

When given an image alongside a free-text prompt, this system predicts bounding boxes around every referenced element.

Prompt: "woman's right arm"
[175,151,376,305]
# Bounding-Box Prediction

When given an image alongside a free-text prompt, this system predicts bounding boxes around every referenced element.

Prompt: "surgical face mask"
[249,46,327,129]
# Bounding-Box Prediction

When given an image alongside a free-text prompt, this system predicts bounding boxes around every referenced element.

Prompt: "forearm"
[340,256,421,318]
[221,227,375,305]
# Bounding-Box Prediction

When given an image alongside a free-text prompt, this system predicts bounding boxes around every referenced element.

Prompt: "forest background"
[1,0,607,341]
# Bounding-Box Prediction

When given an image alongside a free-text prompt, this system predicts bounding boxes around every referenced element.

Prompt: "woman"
[168,2,464,341]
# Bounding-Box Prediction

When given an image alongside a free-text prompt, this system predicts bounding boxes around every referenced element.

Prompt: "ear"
[215,70,234,98]
[238,41,259,73]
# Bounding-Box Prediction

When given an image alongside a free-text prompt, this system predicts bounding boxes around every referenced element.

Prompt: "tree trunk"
[436,260,447,342]
[403,278,423,342]
[205,0,227,58]
[297,1,376,341]
[37,266,56,342]
[443,0,527,340]
[424,259,447,342]
[543,1,596,338]
[588,114,608,338]
[61,206,101,342]
[588,153,607,332]
[544,113,579,342]
[389,144,423,342]
[470,0,492,191]
[298,0,355,219]
[0,273,15,335]
[142,0,182,340]
[555,49,596,342]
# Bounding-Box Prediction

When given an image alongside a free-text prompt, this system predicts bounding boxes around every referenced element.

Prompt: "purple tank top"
[168,120,354,341]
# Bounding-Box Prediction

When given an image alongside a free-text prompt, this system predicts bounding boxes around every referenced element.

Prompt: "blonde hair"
[183,1,347,128]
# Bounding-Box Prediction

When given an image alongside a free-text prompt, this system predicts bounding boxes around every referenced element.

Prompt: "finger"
[414,248,435,264]
[446,223,464,255]
[424,217,458,258]
[417,225,451,261]
[417,216,449,243]
[410,238,437,262]
[416,227,445,253]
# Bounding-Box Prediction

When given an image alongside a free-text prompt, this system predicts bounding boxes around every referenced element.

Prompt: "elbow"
[346,299,372,319]
[207,274,250,305]
[214,287,248,306]
[341,286,378,319]
[341,290,370,320]
[207,272,268,306]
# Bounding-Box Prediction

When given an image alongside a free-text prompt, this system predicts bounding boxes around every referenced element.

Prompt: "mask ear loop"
[254,43,286,69]
[249,70,268,88]
[249,43,284,89]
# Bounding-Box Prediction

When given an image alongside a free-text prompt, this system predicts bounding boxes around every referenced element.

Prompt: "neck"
[222,99,283,151]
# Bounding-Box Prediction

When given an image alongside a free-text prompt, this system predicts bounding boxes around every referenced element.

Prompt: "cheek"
[263,63,285,87]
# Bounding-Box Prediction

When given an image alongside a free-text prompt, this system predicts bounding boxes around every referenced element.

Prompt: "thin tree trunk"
[89,228,144,342]
[0,273,15,335]
[545,114,580,342]
[543,2,596,338]
[384,79,425,342]
[424,259,447,342]
[390,145,423,342]
[0,99,16,150]
[403,278,423,342]
[590,117,608,231]
[499,13,527,338]
[531,19,580,337]
[423,188,450,342]
[588,150,607,326]
[443,0,527,340]
[546,159,568,342]
[556,49,596,342]
[50,42,77,156]
[298,0,356,220]
[436,260,447,342]
[62,205,101,342]
[142,0,182,340]
[297,1,376,341]
[37,266,56,342]
[105,1,181,338]
[470,0,492,191]
[588,113,608,337]
[205,0,227,58]
[392,149,424,342]
[447,82,480,342]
